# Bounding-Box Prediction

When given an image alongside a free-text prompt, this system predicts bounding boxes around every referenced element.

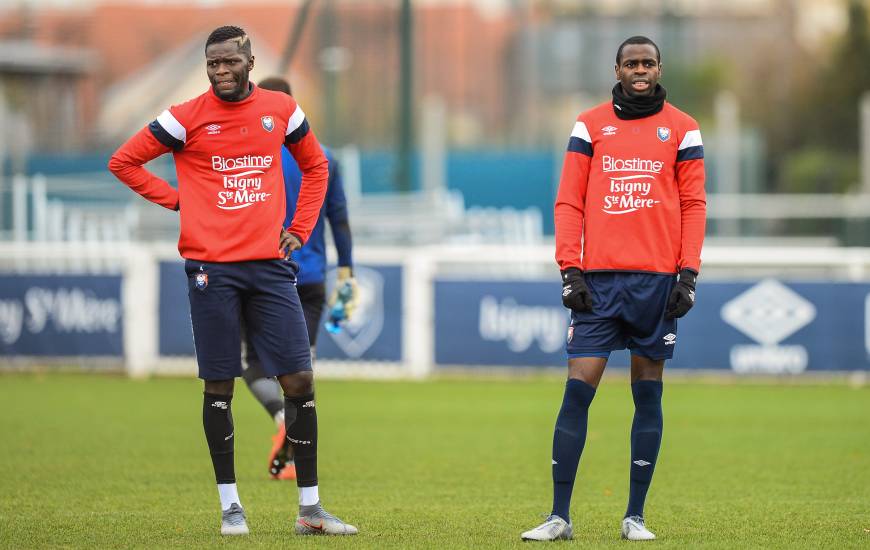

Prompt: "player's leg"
[556,360,608,509]
[186,260,249,535]
[553,357,606,516]
[241,322,285,426]
[620,273,674,541]
[522,357,606,541]
[244,260,357,535]
[298,282,327,361]
[263,283,326,481]
[523,273,623,541]
[621,355,664,541]
[240,322,295,479]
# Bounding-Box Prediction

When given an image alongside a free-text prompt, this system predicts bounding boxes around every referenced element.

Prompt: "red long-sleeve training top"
[108,85,328,262]
[555,100,707,274]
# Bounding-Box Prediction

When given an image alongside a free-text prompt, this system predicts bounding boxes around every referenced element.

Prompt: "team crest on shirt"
[657,127,671,142]
[195,271,208,290]
[261,115,274,132]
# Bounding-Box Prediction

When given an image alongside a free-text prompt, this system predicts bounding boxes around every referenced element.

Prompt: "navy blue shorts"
[185,259,312,380]
[566,272,678,361]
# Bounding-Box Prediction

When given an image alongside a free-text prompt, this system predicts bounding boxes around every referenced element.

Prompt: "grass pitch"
[1,372,868,549]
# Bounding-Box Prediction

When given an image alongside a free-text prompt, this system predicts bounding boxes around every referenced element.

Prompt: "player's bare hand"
[280,228,302,259]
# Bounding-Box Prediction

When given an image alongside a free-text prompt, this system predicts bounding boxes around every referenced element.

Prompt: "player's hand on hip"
[665,268,697,319]
[561,268,594,313]
[279,228,302,259]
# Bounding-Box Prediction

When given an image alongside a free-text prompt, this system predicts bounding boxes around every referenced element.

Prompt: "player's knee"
[204,378,235,396]
[631,380,664,421]
[279,371,314,397]
[240,360,266,384]
[630,356,665,382]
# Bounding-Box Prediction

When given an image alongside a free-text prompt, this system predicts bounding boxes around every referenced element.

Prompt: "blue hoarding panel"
[311,265,403,362]
[671,281,870,372]
[434,279,567,366]
[158,261,192,355]
[434,279,870,372]
[0,275,123,356]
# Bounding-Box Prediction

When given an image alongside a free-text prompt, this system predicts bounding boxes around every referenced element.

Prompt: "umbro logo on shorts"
[663,333,676,345]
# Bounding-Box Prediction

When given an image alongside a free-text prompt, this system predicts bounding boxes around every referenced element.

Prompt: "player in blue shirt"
[241,76,357,484]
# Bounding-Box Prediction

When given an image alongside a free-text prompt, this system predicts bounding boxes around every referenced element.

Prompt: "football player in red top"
[108,26,357,537]
[521,36,706,543]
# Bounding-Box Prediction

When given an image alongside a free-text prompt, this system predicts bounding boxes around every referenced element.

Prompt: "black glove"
[561,267,594,313]
[665,269,697,319]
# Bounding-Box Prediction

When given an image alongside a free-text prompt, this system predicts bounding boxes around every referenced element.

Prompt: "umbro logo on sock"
[552,459,558,465]
[289,437,312,445]
[212,401,228,409]
[633,459,651,466]
[224,431,234,441]
[303,400,315,408]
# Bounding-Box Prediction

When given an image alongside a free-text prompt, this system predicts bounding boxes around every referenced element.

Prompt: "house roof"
[0,39,96,74]
[96,31,282,143]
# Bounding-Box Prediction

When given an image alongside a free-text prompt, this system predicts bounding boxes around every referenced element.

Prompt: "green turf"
[1,373,868,549]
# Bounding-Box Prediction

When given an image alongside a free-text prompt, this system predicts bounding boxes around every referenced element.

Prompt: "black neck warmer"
[611,83,667,120]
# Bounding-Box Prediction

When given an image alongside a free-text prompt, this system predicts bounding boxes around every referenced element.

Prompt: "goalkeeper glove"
[665,268,697,320]
[561,267,594,313]
[328,266,359,321]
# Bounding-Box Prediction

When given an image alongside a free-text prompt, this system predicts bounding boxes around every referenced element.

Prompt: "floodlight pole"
[397,0,414,193]
[279,0,317,74]
[861,92,870,194]
[319,0,339,144]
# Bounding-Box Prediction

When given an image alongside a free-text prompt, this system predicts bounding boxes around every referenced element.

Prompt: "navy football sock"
[285,394,318,487]
[203,392,235,484]
[551,378,596,522]
[625,380,664,519]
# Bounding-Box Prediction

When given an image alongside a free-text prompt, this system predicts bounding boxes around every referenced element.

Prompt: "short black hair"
[205,25,252,57]
[258,76,292,96]
[616,36,660,65]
